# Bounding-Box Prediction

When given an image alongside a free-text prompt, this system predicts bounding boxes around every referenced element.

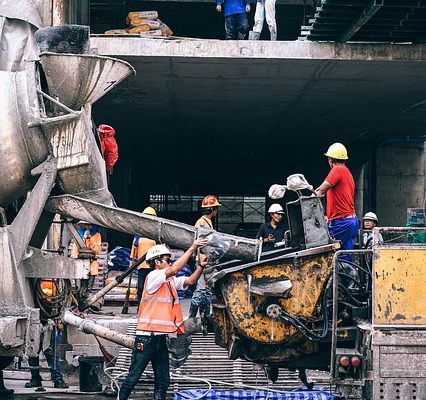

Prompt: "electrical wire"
[33,278,71,319]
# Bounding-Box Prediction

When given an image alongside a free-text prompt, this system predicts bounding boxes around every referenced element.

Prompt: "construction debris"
[104,11,173,37]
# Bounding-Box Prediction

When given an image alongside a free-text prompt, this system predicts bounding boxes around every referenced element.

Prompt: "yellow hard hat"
[142,206,157,216]
[324,143,348,160]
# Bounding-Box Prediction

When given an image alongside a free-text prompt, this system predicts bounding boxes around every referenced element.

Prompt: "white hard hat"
[146,244,171,262]
[268,204,284,214]
[268,184,286,200]
[363,212,378,222]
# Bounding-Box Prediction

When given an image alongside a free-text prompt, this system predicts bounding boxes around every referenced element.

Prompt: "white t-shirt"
[136,269,186,337]
[146,269,187,294]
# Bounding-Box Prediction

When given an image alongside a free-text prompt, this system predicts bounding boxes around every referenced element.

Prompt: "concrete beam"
[90,36,426,61]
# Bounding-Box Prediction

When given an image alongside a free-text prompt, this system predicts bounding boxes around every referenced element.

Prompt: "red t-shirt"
[325,164,355,221]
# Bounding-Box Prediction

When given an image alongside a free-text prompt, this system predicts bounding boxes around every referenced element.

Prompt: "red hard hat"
[201,195,221,208]
[97,124,115,137]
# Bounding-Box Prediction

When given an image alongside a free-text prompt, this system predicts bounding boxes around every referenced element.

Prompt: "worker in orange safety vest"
[130,206,158,305]
[118,238,208,400]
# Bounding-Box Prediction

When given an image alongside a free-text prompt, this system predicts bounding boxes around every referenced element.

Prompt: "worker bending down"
[118,238,208,400]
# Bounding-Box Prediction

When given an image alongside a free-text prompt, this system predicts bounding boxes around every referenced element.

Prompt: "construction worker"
[118,238,208,400]
[250,0,277,40]
[97,124,118,173]
[189,195,221,319]
[315,143,359,259]
[256,203,288,252]
[130,207,157,303]
[362,212,383,247]
[25,318,69,390]
[216,0,251,40]
[71,221,102,302]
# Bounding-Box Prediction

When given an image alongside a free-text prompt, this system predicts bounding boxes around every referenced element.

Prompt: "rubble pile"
[105,11,173,37]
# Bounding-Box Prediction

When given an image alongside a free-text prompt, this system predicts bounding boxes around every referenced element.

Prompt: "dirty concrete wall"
[376,142,425,227]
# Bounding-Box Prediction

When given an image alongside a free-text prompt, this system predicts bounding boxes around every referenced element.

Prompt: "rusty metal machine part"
[212,245,337,364]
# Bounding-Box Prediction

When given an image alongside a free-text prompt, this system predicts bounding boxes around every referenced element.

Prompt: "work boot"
[25,360,43,388]
[25,377,43,388]
[188,303,198,318]
[249,31,260,40]
[54,378,69,389]
[0,370,14,397]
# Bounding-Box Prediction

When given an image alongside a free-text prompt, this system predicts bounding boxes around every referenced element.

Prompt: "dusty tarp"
[0,0,49,71]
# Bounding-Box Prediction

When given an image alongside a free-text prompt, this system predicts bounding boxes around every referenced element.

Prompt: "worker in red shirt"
[314,142,359,259]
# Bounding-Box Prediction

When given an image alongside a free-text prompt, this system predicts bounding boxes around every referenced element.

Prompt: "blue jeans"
[119,335,170,400]
[225,13,249,39]
[328,216,359,261]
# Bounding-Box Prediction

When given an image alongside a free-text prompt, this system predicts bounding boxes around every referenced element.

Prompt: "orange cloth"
[136,278,185,334]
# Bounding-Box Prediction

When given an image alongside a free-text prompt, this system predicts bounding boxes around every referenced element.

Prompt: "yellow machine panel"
[373,247,426,325]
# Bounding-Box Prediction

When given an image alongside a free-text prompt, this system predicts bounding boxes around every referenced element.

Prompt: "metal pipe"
[46,195,261,261]
[82,255,146,310]
[36,88,79,115]
[63,311,135,349]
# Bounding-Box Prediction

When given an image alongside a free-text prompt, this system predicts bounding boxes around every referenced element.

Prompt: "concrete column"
[352,164,365,219]
[376,141,425,227]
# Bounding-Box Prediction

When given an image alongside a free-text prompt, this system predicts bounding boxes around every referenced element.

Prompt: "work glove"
[83,230,91,239]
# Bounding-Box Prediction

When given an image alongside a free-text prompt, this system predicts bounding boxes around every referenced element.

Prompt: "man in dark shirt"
[256,203,288,252]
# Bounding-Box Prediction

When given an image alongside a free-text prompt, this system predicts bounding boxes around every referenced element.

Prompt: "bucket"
[79,356,104,392]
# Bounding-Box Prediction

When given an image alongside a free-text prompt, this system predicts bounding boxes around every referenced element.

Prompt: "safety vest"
[40,279,56,298]
[71,232,102,275]
[130,236,156,270]
[136,278,185,334]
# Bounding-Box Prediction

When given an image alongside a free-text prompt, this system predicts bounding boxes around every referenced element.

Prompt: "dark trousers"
[119,335,170,400]
[137,269,150,303]
[28,339,63,384]
[225,13,249,39]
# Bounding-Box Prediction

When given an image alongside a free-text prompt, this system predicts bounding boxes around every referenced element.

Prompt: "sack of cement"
[128,24,151,33]
[158,21,173,37]
[140,29,163,37]
[127,11,159,23]
[129,19,161,29]
[104,29,128,35]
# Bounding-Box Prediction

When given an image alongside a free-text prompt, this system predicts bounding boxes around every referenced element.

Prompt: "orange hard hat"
[201,195,221,208]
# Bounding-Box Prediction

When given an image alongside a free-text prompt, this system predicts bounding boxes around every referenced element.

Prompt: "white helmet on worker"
[146,244,171,262]
[363,212,378,222]
[142,206,157,216]
[268,204,284,214]
[324,143,348,160]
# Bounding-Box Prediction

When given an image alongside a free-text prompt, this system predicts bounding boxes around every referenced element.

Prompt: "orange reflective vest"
[130,237,156,270]
[136,277,185,334]
[71,232,102,275]
[40,279,56,298]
